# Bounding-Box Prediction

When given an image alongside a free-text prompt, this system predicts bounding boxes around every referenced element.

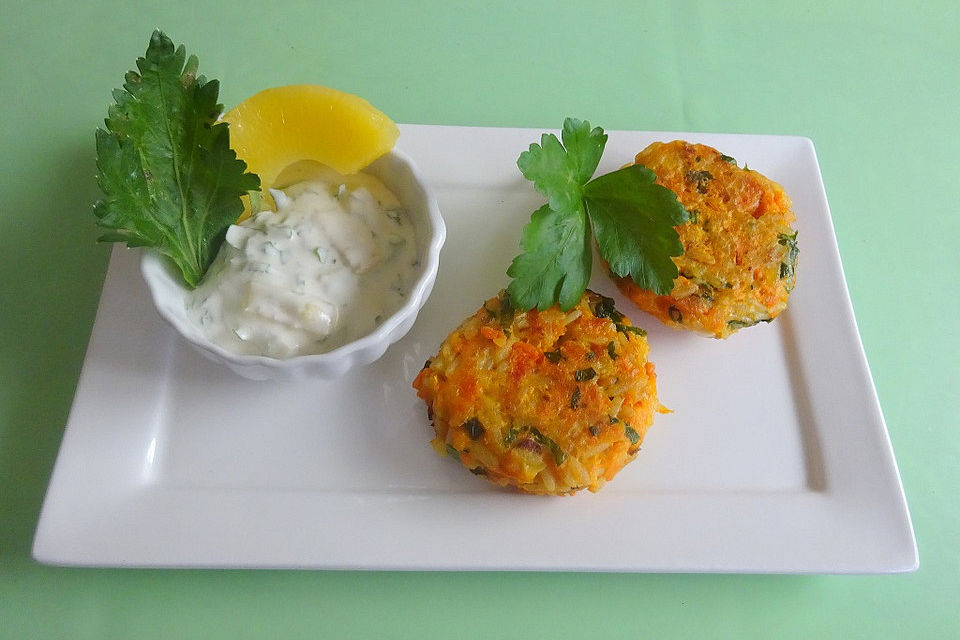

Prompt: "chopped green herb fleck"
[503,425,565,465]
[668,306,683,323]
[530,427,567,465]
[461,417,485,440]
[607,341,618,360]
[624,425,640,444]
[720,154,737,164]
[777,231,799,284]
[592,295,624,322]
[496,290,516,327]
[685,170,714,193]
[570,387,582,409]
[727,317,773,330]
[778,230,799,245]
[543,349,562,364]
[574,367,597,382]
[589,425,600,436]
[616,323,647,337]
[609,415,619,424]
[698,283,715,302]
[445,444,460,460]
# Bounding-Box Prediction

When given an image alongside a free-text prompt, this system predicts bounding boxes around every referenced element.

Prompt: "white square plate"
[33,124,917,572]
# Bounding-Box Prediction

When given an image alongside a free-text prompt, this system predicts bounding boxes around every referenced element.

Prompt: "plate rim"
[32,124,918,573]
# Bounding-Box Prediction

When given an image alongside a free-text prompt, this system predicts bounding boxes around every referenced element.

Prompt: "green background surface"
[1,1,957,637]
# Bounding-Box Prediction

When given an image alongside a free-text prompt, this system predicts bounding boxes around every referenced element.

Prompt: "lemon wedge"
[223,84,399,214]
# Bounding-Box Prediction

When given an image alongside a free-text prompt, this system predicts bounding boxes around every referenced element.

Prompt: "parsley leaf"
[584,164,688,294]
[506,204,592,311]
[517,118,606,213]
[507,118,688,310]
[93,30,259,287]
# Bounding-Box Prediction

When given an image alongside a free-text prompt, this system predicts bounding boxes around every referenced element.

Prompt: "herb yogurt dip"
[187,172,418,358]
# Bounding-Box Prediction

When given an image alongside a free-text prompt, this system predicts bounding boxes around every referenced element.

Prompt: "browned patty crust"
[611,140,798,338]
[413,290,661,495]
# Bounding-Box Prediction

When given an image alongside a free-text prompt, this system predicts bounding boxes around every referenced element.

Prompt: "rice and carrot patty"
[612,140,798,338]
[412,290,661,495]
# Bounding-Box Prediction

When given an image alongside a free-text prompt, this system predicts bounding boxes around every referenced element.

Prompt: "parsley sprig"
[507,118,689,311]
[94,31,260,287]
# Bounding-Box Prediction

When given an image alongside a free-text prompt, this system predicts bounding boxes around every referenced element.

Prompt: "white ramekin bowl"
[141,148,445,380]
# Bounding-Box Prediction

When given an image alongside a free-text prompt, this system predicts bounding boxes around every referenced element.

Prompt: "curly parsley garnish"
[507,118,689,311]
[93,31,260,288]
